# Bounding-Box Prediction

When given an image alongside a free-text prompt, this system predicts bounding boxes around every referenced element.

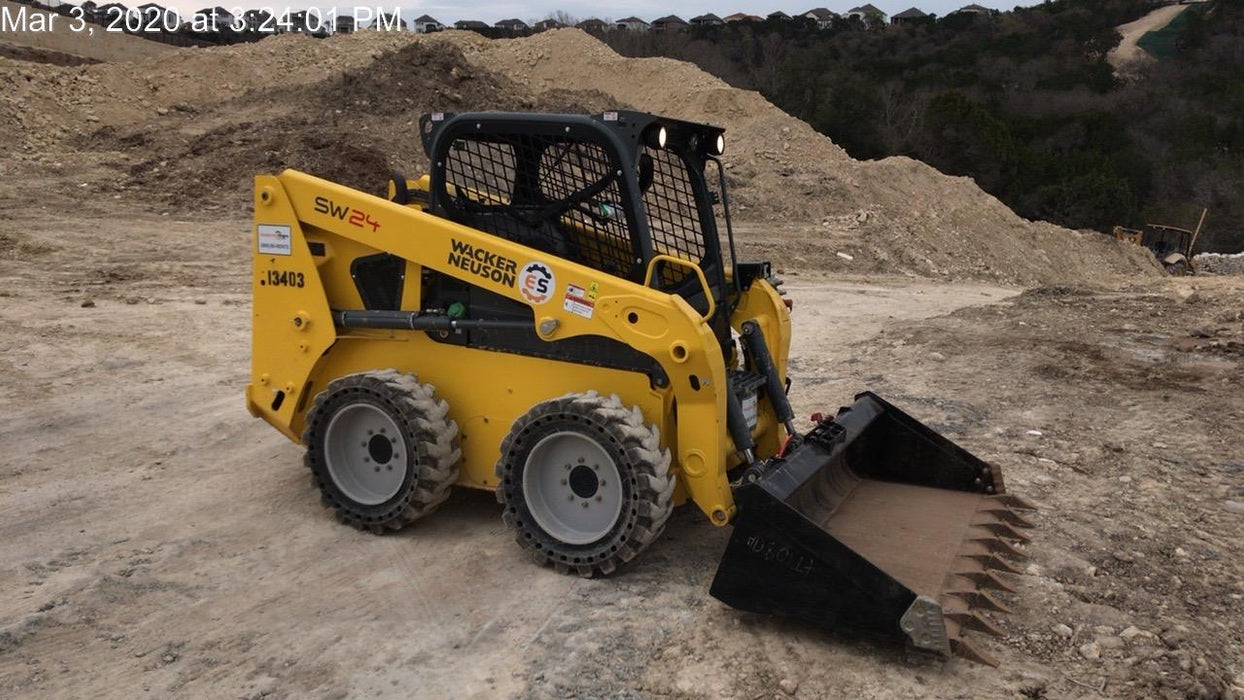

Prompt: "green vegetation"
[604,0,1244,252]
[1137,6,1192,59]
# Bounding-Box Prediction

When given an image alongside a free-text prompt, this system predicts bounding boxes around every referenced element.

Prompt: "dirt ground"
[2,171,1242,699]
[1,25,1242,700]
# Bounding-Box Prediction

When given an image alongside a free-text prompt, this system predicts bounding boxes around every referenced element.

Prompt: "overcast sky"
[147,1,1039,26]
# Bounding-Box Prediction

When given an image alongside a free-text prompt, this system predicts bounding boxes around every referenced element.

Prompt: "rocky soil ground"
[1,25,1241,700]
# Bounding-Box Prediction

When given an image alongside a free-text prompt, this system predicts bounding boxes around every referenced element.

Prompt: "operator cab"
[418,110,737,343]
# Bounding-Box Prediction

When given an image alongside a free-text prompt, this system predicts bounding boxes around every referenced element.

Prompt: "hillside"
[2,28,1155,285]
[603,0,1244,254]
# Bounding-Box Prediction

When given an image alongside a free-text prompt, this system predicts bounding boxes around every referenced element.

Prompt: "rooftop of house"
[804,7,839,19]
[892,7,928,19]
[848,4,886,15]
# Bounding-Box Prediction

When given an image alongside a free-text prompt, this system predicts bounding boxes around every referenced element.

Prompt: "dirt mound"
[3,28,1156,285]
[1195,252,1244,275]
[82,42,619,209]
[427,29,1158,285]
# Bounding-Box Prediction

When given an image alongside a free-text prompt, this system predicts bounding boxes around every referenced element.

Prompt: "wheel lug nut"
[595,495,602,502]
[363,457,370,463]
[561,479,567,485]
[391,437,397,443]
[386,466,393,471]
[361,441,367,447]
[568,495,574,501]
[581,501,589,508]
[367,429,374,435]
[379,428,386,434]
[374,467,380,472]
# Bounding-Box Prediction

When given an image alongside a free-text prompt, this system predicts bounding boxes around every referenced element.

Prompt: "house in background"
[845,4,887,27]
[334,14,355,34]
[891,7,929,25]
[576,18,607,32]
[134,3,174,28]
[193,6,236,31]
[802,7,838,28]
[533,18,564,31]
[454,19,489,30]
[93,3,129,24]
[690,13,724,27]
[412,15,444,32]
[652,15,689,31]
[767,11,791,21]
[952,3,994,15]
[285,10,329,36]
[723,12,750,22]
[494,18,528,31]
[410,14,445,32]
[615,16,650,31]
[239,8,273,32]
[375,11,406,30]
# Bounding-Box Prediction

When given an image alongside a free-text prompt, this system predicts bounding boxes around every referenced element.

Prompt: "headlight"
[710,133,725,156]
[644,124,668,149]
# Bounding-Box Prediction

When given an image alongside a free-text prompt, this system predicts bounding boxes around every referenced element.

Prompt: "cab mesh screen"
[641,147,707,286]
[440,134,637,280]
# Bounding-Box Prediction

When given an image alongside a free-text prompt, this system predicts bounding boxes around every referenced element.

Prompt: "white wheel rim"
[324,403,407,505]
[522,431,624,545]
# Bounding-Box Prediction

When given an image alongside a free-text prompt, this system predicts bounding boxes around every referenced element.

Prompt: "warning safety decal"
[563,283,596,319]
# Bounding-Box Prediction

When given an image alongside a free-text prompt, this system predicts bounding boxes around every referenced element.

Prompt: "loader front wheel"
[302,370,461,533]
[497,392,674,577]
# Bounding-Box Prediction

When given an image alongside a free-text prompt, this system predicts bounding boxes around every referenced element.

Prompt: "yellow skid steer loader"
[246,111,1033,664]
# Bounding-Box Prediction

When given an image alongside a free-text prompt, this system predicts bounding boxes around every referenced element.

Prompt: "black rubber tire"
[496,391,674,577]
[302,370,460,533]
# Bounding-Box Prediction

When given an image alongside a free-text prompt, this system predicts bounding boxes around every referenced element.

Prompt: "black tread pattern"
[302,370,461,533]
[495,391,674,577]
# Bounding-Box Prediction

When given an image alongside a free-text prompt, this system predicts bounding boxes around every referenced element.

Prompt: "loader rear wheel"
[496,391,674,577]
[302,370,461,533]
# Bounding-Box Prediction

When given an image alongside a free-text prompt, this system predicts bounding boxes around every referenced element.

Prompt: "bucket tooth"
[947,611,1005,637]
[968,536,1028,560]
[972,521,1031,542]
[954,570,1017,594]
[944,589,1011,614]
[963,554,1022,575]
[979,505,1036,529]
[950,637,1000,667]
[988,493,1038,511]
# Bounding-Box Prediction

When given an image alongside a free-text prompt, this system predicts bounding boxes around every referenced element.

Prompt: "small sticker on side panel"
[257,224,292,256]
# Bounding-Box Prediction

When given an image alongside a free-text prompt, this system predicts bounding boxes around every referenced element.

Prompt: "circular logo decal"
[518,262,555,305]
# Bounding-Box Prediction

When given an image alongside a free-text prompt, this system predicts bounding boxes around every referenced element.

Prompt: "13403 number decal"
[261,269,305,288]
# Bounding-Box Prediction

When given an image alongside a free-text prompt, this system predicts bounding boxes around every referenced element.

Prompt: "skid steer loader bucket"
[710,392,1034,665]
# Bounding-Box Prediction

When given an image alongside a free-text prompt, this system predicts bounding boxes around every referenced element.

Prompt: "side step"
[710,392,1035,666]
